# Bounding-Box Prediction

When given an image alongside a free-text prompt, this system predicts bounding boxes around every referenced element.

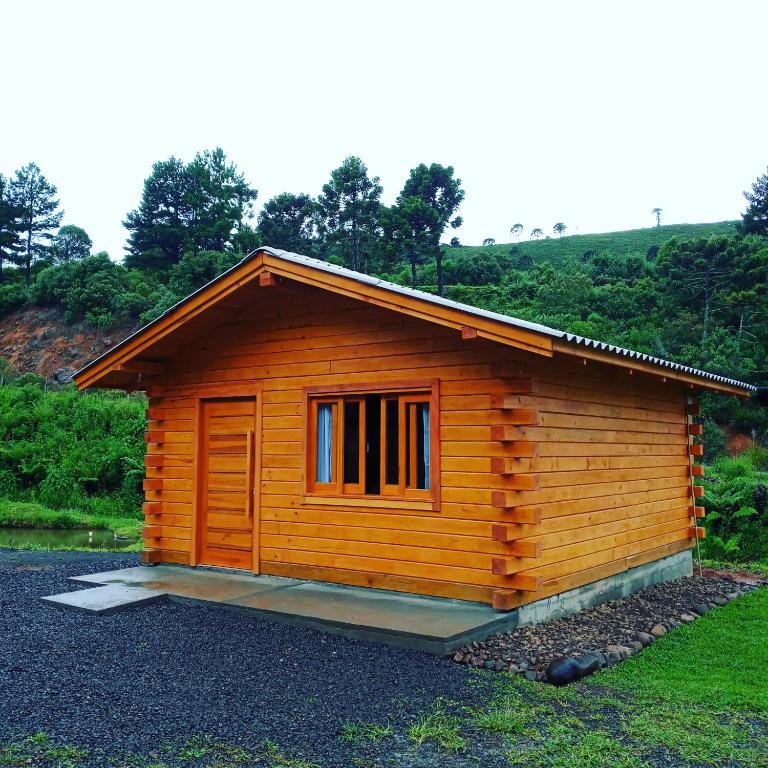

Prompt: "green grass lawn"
[456,220,738,268]
[0,498,142,551]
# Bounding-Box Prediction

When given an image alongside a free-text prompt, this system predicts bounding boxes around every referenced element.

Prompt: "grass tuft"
[339,721,392,744]
[407,698,465,752]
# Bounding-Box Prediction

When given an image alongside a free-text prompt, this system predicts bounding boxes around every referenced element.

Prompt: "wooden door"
[197,397,258,570]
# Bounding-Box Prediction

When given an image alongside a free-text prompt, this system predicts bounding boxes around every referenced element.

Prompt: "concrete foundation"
[512,549,694,629]
[43,549,693,654]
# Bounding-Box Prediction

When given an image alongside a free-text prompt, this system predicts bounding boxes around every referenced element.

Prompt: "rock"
[605,644,621,654]
[650,623,667,637]
[629,641,644,653]
[52,367,76,383]
[616,645,634,659]
[28,339,42,349]
[668,618,681,628]
[691,603,710,616]
[494,660,505,672]
[524,670,538,682]
[546,657,582,686]
[726,592,740,601]
[713,597,728,606]
[680,613,697,623]
[484,660,495,670]
[636,632,655,647]
[103,337,113,347]
[604,651,621,667]
[453,652,464,663]
[581,652,606,672]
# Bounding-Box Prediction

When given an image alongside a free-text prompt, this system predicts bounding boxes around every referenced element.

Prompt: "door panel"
[197,397,257,570]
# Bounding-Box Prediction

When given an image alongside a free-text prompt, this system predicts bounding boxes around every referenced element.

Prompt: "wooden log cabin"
[74,247,754,612]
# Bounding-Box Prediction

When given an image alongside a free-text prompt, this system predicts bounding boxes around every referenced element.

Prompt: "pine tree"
[317,157,382,272]
[0,174,23,284]
[8,163,63,285]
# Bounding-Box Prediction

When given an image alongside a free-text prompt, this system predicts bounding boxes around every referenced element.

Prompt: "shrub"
[702,454,768,562]
[0,282,28,317]
[0,378,146,518]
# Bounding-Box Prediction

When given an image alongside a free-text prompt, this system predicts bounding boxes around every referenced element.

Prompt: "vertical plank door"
[197,397,257,570]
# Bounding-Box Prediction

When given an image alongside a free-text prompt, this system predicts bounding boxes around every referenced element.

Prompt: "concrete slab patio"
[43,565,517,654]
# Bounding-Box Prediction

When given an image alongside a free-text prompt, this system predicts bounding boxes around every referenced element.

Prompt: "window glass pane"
[418,402,430,490]
[316,403,333,483]
[365,395,381,494]
[384,399,399,486]
[343,401,360,485]
[405,401,430,490]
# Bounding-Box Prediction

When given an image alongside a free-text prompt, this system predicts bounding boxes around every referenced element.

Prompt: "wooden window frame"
[303,380,440,507]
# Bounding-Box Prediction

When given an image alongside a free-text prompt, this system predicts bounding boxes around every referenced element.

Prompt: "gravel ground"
[453,570,762,679]
[1,549,763,767]
[0,549,501,768]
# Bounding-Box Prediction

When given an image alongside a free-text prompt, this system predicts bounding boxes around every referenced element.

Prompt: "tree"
[450,236,460,247]
[510,223,523,241]
[530,228,544,239]
[50,225,92,263]
[0,174,23,284]
[257,192,319,255]
[380,198,433,288]
[7,163,63,285]
[657,236,736,343]
[123,157,191,270]
[483,238,496,246]
[124,148,257,270]
[739,167,768,235]
[185,147,258,252]
[553,222,567,237]
[317,157,382,272]
[652,207,662,227]
[396,163,464,295]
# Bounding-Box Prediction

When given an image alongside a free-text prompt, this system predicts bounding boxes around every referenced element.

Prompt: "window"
[307,388,436,499]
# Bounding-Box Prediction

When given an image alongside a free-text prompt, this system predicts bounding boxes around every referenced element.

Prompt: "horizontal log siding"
[143,287,693,606]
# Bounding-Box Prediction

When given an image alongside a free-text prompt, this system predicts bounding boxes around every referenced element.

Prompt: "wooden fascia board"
[261,255,554,357]
[75,254,269,389]
[552,339,750,397]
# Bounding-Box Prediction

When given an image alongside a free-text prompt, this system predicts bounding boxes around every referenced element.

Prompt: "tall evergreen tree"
[123,157,189,270]
[380,198,434,289]
[123,148,257,270]
[8,163,63,285]
[395,163,464,295]
[257,192,319,254]
[739,167,768,235]
[185,147,258,252]
[0,174,23,284]
[317,157,382,272]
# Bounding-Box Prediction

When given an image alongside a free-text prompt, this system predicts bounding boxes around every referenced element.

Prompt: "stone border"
[545,582,759,685]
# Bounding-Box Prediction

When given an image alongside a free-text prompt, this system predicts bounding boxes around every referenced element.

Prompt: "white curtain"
[316,403,333,483]
[422,404,430,490]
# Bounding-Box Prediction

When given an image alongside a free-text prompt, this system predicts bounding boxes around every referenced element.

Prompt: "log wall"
[141,285,698,608]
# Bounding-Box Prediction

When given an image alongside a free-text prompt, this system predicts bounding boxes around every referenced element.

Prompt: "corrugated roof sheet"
[265,247,756,392]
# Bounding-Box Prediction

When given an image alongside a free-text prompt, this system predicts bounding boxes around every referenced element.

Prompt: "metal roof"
[264,248,756,392]
[74,246,757,392]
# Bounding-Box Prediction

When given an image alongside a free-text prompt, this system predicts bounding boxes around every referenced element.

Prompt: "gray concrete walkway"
[42,565,518,654]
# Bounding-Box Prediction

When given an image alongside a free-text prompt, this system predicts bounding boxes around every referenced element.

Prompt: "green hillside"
[454,221,738,267]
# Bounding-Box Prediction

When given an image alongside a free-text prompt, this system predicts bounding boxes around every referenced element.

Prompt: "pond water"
[0,527,124,549]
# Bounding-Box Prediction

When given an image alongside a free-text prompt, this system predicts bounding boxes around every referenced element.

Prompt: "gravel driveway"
[0,549,498,767]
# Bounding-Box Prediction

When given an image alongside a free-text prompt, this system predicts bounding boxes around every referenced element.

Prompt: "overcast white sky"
[2,1,767,257]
